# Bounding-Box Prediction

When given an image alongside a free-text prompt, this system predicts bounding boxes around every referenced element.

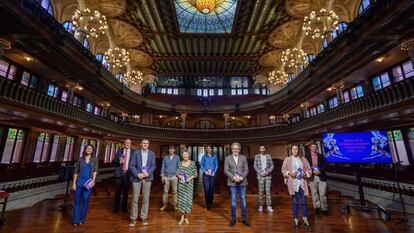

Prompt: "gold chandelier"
[268,70,288,85]
[72,8,108,38]
[104,47,130,69]
[187,0,226,14]
[302,8,339,39]
[281,48,308,71]
[124,70,143,86]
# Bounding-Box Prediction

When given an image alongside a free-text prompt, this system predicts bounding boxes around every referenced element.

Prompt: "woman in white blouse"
[281,144,312,229]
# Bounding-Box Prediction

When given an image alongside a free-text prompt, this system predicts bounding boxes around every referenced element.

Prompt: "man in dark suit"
[224,142,250,227]
[305,143,328,215]
[113,138,134,213]
[128,139,156,227]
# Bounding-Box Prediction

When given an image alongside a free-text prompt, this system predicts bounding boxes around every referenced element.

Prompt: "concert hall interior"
[0,0,414,232]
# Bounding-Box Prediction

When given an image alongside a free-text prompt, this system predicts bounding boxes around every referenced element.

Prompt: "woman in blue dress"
[72,144,98,226]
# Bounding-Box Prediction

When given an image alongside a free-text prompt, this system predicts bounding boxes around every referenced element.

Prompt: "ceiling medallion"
[187,0,225,14]
[72,8,109,38]
[104,47,130,69]
[302,8,339,39]
[268,70,288,85]
[281,48,308,71]
[124,70,143,86]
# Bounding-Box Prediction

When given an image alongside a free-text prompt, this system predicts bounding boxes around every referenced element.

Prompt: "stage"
[0,195,412,233]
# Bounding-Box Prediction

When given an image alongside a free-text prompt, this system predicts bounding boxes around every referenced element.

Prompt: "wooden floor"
[1,195,413,233]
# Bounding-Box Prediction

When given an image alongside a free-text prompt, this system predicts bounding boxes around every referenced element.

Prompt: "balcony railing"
[1,77,413,141]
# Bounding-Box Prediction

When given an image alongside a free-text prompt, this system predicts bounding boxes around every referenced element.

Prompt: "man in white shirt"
[253,145,274,213]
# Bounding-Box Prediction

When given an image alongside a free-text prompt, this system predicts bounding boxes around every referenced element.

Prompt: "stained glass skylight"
[174,0,238,33]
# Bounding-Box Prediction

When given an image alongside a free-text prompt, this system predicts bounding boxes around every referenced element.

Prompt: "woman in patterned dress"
[176,149,197,225]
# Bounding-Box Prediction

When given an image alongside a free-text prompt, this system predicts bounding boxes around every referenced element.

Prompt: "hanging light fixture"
[187,0,225,14]
[124,70,143,86]
[72,8,108,38]
[281,48,308,72]
[268,69,288,85]
[104,47,130,69]
[302,8,339,39]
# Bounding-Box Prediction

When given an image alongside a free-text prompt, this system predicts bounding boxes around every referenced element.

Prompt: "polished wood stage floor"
[1,195,413,233]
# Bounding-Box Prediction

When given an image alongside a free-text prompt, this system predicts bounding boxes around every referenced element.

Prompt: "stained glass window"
[358,0,372,15]
[1,128,25,164]
[37,0,54,16]
[174,0,238,33]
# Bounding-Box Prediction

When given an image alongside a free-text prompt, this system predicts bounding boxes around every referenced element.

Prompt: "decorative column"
[180,113,187,129]
[224,114,230,129]
[0,36,12,59]
[401,39,414,64]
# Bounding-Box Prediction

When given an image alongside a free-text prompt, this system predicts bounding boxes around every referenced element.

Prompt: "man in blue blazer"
[113,139,134,213]
[128,139,156,227]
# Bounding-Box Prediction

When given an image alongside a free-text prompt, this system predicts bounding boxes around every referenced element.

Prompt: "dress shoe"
[303,220,311,230]
[229,220,236,226]
[242,220,251,227]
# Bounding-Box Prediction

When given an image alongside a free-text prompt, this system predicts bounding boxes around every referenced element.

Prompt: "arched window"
[194,120,216,129]
[96,53,109,69]
[358,0,372,15]
[63,21,75,35]
[83,38,90,50]
[166,119,182,128]
[331,22,348,40]
[288,73,295,82]
[307,53,315,63]
[37,0,54,16]
[115,73,124,82]
[228,120,245,129]
[321,37,329,51]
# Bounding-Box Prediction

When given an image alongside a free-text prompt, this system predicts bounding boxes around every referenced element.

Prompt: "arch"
[194,120,216,129]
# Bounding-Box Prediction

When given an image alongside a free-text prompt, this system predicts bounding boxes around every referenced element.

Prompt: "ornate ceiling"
[50,0,362,85]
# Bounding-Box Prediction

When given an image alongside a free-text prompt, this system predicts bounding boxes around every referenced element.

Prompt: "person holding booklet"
[128,139,156,227]
[224,142,250,227]
[281,144,312,230]
[176,150,197,225]
[253,145,274,213]
[160,145,180,211]
[200,145,218,210]
[305,143,328,215]
[72,144,98,226]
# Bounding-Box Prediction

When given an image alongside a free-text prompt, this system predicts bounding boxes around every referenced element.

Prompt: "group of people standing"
[71,139,328,230]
